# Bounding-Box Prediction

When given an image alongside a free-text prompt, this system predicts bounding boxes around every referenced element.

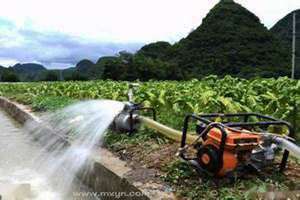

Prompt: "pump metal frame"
[179,113,294,175]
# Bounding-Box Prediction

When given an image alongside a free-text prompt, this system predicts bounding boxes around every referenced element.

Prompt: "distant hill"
[0,66,19,82]
[0,65,5,72]
[137,41,172,60]
[271,10,300,78]
[127,0,291,79]
[76,59,95,73]
[169,0,290,78]
[102,0,292,80]
[95,56,120,80]
[0,66,6,78]
[0,61,90,82]
[40,68,76,81]
[12,63,46,72]
[12,63,47,81]
[0,63,78,82]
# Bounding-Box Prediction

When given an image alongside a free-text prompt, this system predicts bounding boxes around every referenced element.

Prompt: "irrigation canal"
[0,109,98,200]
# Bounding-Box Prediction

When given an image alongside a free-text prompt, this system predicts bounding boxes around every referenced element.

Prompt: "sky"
[0,0,300,69]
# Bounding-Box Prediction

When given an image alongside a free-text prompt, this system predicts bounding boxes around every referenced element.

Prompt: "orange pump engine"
[198,127,260,177]
[179,113,294,177]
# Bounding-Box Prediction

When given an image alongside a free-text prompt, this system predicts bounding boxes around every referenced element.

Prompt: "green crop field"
[0,75,299,199]
[0,75,299,132]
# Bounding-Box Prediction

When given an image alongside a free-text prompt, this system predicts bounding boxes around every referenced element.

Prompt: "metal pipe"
[139,116,200,145]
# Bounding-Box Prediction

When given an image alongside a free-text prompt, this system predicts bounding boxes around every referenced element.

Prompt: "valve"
[128,83,140,102]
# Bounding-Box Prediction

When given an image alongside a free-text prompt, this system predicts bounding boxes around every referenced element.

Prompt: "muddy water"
[0,109,97,200]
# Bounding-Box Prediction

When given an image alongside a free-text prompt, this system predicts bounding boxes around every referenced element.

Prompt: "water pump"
[179,113,298,177]
[112,83,156,134]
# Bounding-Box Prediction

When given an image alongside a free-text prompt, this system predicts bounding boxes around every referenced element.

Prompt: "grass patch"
[104,127,167,151]
[162,160,294,200]
[30,96,75,111]
[4,92,75,112]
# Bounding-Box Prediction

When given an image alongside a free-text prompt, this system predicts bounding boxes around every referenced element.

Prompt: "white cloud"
[0,0,207,43]
[0,22,142,69]
[0,0,299,68]
[1,0,299,43]
[0,58,19,67]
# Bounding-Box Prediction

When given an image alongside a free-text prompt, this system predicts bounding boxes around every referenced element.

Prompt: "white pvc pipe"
[275,137,300,159]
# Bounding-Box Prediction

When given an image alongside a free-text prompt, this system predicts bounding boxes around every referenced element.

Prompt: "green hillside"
[76,59,94,73]
[170,0,290,78]
[0,66,19,82]
[103,0,291,80]
[137,41,172,60]
[12,63,47,81]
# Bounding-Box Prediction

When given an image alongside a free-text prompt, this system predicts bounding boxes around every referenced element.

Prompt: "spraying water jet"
[21,100,125,197]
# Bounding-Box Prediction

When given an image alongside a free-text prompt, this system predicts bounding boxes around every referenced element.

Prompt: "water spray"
[112,83,300,178]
